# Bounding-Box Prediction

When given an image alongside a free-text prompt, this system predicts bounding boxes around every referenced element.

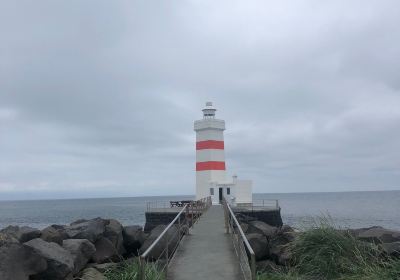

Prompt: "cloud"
[0,0,399,199]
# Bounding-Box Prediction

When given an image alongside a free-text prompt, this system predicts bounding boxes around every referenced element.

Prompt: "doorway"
[218,187,223,203]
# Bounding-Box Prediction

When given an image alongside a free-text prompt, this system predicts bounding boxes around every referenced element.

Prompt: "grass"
[257,217,400,280]
[104,258,165,280]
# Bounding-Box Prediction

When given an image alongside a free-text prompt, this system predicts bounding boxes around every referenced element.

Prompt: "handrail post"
[165,233,169,274]
[191,202,194,229]
[251,253,256,280]
[186,205,190,233]
[178,215,181,239]
[224,200,228,234]
[138,256,145,280]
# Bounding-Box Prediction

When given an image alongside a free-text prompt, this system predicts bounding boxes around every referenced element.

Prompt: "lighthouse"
[194,102,252,205]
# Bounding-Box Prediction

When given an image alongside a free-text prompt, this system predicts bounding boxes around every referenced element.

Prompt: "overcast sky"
[1,1,399,200]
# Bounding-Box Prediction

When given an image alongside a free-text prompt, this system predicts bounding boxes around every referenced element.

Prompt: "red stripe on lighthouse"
[196,161,226,171]
[196,140,224,150]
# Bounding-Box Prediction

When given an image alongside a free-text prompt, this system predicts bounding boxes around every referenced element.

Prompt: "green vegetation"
[257,219,400,280]
[104,258,165,280]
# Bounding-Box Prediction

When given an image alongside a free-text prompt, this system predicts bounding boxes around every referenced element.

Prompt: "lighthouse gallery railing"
[222,197,256,280]
[138,196,212,280]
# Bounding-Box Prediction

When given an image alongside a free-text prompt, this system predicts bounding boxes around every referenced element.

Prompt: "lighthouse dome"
[202,102,216,119]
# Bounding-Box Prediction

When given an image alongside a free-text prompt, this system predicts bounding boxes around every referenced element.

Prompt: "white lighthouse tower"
[194,102,252,205]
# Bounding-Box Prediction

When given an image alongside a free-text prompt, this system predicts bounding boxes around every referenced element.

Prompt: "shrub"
[258,217,400,280]
[104,258,165,280]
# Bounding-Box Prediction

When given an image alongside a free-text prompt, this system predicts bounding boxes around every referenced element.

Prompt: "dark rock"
[246,233,268,261]
[104,219,126,255]
[269,227,295,266]
[235,213,258,223]
[247,221,278,239]
[256,259,279,272]
[41,225,68,245]
[92,237,120,264]
[63,239,96,274]
[1,225,41,243]
[123,225,147,255]
[0,232,19,247]
[71,219,89,226]
[240,223,249,233]
[270,244,292,266]
[356,227,400,244]
[65,218,106,243]
[87,262,118,273]
[139,225,180,260]
[280,225,295,233]
[80,267,106,280]
[271,229,297,247]
[381,242,400,257]
[0,242,47,280]
[24,238,74,280]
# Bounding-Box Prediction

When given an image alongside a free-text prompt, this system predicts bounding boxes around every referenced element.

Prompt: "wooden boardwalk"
[167,205,244,280]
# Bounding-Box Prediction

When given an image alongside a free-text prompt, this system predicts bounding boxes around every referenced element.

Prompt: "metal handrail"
[138,196,212,280]
[146,200,194,211]
[223,197,256,280]
[234,199,279,211]
[141,205,188,259]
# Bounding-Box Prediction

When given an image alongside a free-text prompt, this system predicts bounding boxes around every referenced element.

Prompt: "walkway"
[168,205,244,280]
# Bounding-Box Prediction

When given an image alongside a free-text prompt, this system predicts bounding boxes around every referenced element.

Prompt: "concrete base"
[233,208,283,227]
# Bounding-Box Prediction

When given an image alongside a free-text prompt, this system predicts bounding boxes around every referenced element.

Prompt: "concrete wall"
[144,211,193,232]
[234,180,252,204]
[233,208,283,227]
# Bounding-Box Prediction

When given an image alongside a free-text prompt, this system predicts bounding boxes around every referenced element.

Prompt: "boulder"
[240,223,249,233]
[63,239,96,274]
[92,237,120,264]
[381,242,400,257]
[104,219,126,255]
[71,219,88,226]
[123,225,147,255]
[139,225,180,260]
[80,267,106,280]
[86,262,118,273]
[24,238,74,280]
[270,244,292,266]
[356,227,400,244]
[247,221,278,239]
[0,232,19,247]
[0,242,47,280]
[65,218,106,243]
[1,225,41,243]
[246,233,268,261]
[235,213,258,223]
[280,225,295,233]
[41,225,68,245]
[270,228,297,248]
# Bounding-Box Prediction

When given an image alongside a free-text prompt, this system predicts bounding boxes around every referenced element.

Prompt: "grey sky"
[1,0,399,200]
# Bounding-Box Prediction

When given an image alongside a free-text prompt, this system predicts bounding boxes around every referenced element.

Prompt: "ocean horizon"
[1,190,399,231]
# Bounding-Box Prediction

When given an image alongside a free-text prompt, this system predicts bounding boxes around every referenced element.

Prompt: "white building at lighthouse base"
[208,176,252,205]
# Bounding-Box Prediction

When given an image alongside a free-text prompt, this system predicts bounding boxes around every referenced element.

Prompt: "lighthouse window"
[210,188,214,195]
[227,188,231,195]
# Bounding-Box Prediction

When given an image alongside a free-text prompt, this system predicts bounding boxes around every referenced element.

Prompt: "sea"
[0,191,399,230]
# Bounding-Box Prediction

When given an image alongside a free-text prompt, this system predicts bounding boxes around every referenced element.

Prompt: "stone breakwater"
[1,214,400,280]
[0,217,183,280]
[234,213,400,272]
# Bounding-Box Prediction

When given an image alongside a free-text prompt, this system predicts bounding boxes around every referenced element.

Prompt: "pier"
[167,205,243,280]
[139,197,281,280]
